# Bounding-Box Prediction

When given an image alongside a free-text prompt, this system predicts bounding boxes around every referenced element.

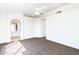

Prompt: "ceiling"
[24,3,68,18]
[0,3,68,18]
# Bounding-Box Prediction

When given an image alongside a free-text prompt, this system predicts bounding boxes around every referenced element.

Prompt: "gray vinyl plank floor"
[0,37,79,55]
[19,38,79,55]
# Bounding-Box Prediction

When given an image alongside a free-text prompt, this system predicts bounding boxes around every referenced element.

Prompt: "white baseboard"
[0,40,11,44]
[23,36,46,40]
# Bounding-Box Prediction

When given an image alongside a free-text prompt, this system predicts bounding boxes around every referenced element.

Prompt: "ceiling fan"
[33,7,45,16]
[24,7,46,18]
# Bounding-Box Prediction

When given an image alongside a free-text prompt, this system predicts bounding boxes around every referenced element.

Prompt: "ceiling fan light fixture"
[34,11,40,15]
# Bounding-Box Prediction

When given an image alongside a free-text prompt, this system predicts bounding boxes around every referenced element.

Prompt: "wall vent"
[56,11,62,14]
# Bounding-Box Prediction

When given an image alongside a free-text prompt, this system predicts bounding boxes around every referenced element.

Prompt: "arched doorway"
[11,19,21,41]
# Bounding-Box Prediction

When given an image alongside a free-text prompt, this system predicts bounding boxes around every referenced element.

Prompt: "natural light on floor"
[5,41,26,55]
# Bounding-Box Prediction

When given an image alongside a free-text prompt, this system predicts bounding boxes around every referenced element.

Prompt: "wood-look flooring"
[0,37,79,55]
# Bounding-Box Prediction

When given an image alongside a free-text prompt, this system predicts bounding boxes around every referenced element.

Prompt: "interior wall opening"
[11,19,21,41]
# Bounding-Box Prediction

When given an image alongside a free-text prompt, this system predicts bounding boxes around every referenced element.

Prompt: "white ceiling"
[24,3,68,17]
[0,3,68,17]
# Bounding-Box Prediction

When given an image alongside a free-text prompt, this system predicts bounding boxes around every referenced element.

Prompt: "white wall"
[0,10,46,43]
[7,11,23,40]
[0,12,11,43]
[33,18,46,37]
[23,17,46,39]
[33,18,41,37]
[46,4,79,49]
[0,10,23,43]
[23,17,34,39]
[40,18,46,37]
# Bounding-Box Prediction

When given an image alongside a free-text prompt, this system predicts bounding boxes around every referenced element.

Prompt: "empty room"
[0,3,79,55]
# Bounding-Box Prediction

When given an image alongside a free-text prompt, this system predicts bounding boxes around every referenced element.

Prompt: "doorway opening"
[11,19,21,41]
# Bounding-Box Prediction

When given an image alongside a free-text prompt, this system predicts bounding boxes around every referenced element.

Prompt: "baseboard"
[32,36,46,39]
[23,36,46,40]
[47,39,79,50]
[0,40,11,44]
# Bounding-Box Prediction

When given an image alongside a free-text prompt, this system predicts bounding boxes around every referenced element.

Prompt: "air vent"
[56,11,62,14]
